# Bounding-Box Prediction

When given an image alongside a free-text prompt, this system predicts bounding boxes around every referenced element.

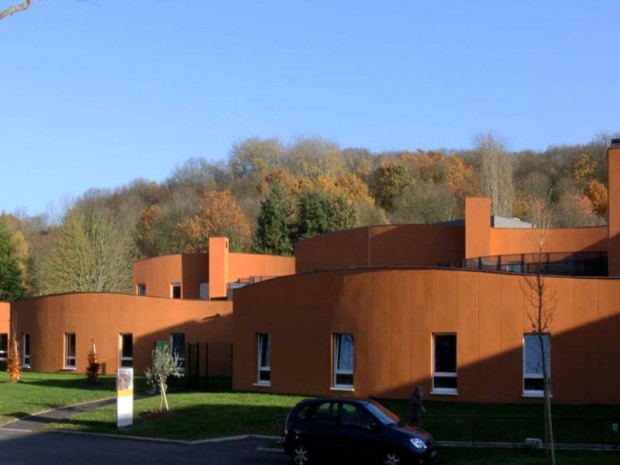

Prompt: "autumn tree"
[0,215,25,302]
[475,132,514,217]
[229,137,284,181]
[177,190,252,253]
[369,161,412,212]
[38,203,136,294]
[254,183,294,255]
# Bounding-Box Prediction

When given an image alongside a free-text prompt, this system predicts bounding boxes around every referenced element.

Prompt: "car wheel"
[291,443,311,465]
[383,451,402,465]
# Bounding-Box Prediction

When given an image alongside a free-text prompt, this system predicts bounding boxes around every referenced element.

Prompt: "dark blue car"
[283,397,437,465]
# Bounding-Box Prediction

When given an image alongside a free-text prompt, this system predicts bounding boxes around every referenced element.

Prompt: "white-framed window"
[119,333,133,367]
[256,333,271,385]
[199,282,209,300]
[523,333,551,397]
[22,333,30,368]
[64,333,76,369]
[333,333,354,390]
[136,283,146,296]
[0,333,7,362]
[170,333,185,372]
[171,283,181,299]
[433,334,457,394]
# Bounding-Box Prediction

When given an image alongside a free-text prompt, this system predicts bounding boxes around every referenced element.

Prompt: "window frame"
[523,333,551,398]
[255,333,271,386]
[22,333,30,368]
[170,333,186,373]
[64,333,76,370]
[136,283,146,296]
[332,333,354,391]
[432,333,458,395]
[0,333,7,362]
[119,333,133,368]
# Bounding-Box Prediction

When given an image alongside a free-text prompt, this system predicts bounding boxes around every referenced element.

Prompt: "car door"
[303,401,343,461]
[337,401,384,463]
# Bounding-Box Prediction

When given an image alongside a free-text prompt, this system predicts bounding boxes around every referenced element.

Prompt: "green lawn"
[0,371,117,425]
[2,372,620,458]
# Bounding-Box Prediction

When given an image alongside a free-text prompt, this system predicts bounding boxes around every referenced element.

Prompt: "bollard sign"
[117,367,134,427]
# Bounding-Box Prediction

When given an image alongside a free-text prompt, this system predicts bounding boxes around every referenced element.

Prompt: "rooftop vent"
[611,138,620,147]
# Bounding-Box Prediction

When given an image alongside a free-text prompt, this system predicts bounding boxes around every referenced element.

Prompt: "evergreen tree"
[296,189,356,241]
[0,215,25,302]
[254,184,294,255]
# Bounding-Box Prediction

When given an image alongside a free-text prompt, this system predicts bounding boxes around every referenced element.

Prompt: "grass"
[49,391,304,440]
[0,371,117,425]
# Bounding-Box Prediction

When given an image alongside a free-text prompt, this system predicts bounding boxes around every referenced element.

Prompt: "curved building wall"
[233,268,620,404]
[295,225,465,273]
[12,293,232,376]
[490,227,608,256]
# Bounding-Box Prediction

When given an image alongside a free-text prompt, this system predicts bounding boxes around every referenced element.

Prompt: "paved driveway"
[0,429,289,465]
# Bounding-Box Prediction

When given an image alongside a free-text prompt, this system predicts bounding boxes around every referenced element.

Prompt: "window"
[199,282,209,300]
[136,283,146,296]
[171,283,181,299]
[333,333,354,389]
[0,333,7,362]
[120,333,133,367]
[65,333,76,369]
[170,333,185,372]
[22,333,30,368]
[433,334,457,394]
[523,333,551,397]
[256,333,271,385]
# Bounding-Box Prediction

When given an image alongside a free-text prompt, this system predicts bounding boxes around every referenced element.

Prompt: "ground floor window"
[0,333,7,362]
[136,283,146,296]
[120,333,133,367]
[65,333,76,369]
[256,333,271,385]
[333,333,354,389]
[170,333,186,372]
[171,283,181,299]
[523,333,551,397]
[22,333,30,368]
[433,334,457,394]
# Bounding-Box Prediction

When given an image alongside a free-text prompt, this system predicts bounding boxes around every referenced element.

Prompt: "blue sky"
[1,0,618,215]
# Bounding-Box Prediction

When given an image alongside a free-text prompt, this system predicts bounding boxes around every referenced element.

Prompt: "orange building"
[0,302,9,368]
[6,142,620,405]
[232,142,620,405]
[10,238,294,376]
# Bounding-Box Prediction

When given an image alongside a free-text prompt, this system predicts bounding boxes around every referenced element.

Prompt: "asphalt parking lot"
[0,429,289,465]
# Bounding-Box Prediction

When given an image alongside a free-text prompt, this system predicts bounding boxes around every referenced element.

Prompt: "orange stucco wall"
[465,198,491,259]
[490,227,608,257]
[12,294,232,376]
[0,302,9,335]
[608,146,620,275]
[233,268,620,405]
[229,253,295,283]
[296,225,465,273]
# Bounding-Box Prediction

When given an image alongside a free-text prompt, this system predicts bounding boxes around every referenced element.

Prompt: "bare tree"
[522,198,556,465]
[475,132,514,217]
[0,1,33,21]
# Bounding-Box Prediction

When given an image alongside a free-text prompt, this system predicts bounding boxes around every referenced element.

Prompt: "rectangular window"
[524,333,551,396]
[0,333,7,361]
[136,283,146,296]
[170,333,185,372]
[171,283,181,299]
[65,333,76,369]
[433,334,457,394]
[199,282,209,300]
[120,333,133,368]
[333,333,354,389]
[256,333,271,385]
[22,333,30,368]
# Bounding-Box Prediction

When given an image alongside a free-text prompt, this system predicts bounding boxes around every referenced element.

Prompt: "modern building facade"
[232,143,620,405]
[5,143,620,406]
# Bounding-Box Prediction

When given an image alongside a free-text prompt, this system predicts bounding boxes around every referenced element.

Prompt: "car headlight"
[410,438,427,451]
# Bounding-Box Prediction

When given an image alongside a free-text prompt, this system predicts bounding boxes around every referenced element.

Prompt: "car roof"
[296,397,372,407]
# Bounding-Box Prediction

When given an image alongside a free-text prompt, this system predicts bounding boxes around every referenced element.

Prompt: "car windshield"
[366,400,401,426]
